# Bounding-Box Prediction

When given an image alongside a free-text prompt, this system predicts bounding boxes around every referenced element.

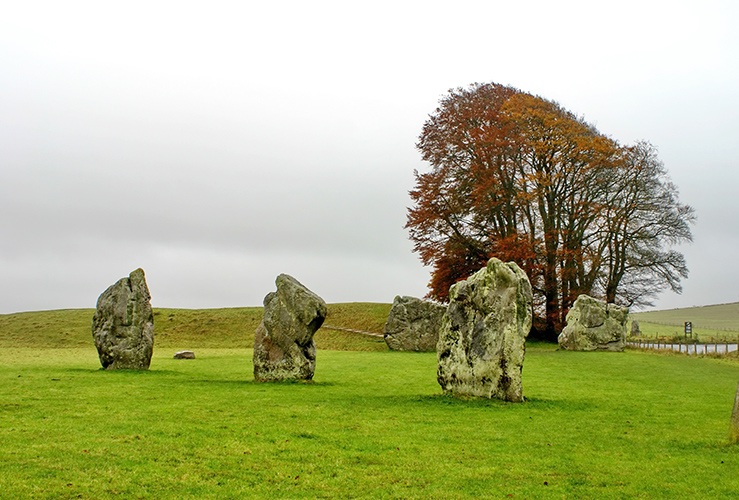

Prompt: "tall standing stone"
[253,274,327,382]
[437,258,533,402]
[731,381,739,444]
[384,296,445,352]
[92,268,154,370]
[558,295,628,351]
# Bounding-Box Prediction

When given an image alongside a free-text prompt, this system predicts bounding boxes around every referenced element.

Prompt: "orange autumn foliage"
[407,83,694,339]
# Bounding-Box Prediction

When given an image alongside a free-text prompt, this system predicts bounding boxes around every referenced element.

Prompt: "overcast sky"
[1,0,737,314]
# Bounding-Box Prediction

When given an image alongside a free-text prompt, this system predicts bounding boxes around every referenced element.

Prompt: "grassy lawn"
[1,343,738,498]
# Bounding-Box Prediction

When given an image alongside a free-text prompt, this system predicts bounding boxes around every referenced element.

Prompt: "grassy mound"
[0,303,391,351]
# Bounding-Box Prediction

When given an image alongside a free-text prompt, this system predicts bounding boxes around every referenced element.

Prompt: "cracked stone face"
[731,382,739,444]
[436,258,533,402]
[557,295,628,352]
[253,274,327,382]
[92,268,154,370]
[383,295,445,352]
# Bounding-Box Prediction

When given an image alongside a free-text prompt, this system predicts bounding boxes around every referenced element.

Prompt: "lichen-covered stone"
[253,274,327,382]
[731,381,739,444]
[437,258,533,402]
[384,296,445,351]
[92,268,154,370]
[631,319,641,336]
[558,295,628,351]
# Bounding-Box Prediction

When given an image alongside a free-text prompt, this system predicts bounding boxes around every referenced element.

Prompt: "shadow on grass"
[83,368,186,376]
[192,378,338,387]
[387,393,594,412]
[61,366,339,387]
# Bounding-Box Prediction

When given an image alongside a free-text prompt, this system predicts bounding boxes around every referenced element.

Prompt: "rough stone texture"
[384,296,445,351]
[631,319,641,336]
[732,381,739,444]
[437,258,533,402]
[174,350,195,359]
[558,295,628,351]
[92,268,154,370]
[253,274,327,382]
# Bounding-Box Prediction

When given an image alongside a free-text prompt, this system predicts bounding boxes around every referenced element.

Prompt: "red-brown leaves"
[408,82,693,336]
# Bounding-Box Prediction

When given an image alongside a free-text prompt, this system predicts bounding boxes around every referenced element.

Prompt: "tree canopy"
[407,82,694,339]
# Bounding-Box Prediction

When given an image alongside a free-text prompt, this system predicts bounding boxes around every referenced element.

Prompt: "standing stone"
[384,296,445,351]
[558,295,628,352]
[253,274,327,382]
[731,381,739,444]
[437,258,533,402]
[631,319,641,336]
[92,268,154,370]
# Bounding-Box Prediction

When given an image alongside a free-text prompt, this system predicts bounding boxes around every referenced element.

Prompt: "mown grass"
[631,302,739,341]
[1,347,738,498]
[2,305,739,497]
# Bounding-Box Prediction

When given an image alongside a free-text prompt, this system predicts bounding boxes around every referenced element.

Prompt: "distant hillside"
[6,301,737,349]
[631,302,739,340]
[0,303,391,351]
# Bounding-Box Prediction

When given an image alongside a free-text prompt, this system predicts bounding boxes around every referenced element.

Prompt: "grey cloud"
[1,1,738,314]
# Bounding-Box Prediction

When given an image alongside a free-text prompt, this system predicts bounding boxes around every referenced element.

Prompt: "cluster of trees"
[407,83,694,339]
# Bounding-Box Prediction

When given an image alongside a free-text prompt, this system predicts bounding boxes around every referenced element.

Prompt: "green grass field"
[2,304,739,498]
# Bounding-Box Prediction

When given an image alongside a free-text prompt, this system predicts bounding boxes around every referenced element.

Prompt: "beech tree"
[407,82,694,339]
[597,141,694,305]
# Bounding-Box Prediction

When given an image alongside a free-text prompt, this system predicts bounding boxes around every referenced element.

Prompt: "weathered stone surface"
[253,274,327,382]
[437,258,533,402]
[92,268,154,370]
[731,381,739,444]
[384,296,445,351]
[558,295,628,351]
[631,319,641,336]
[174,350,195,359]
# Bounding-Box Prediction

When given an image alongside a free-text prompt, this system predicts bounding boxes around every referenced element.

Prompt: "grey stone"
[437,258,533,402]
[731,381,739,444]
[631,319,641,336]
[384,296,445,351]
[558,295,628,351]
[92,268,154,370]
[174,350,195,359]
[253,274,327,382]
